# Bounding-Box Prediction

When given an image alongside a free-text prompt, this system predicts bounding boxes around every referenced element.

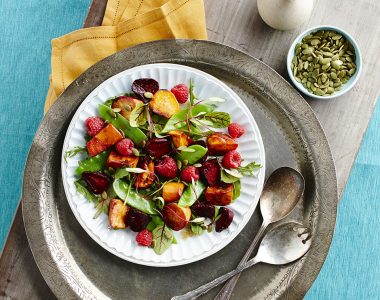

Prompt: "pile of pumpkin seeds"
[290,30,356,96]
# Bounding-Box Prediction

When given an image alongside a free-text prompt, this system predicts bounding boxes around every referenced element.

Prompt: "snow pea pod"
[176,145,207,165]
[75,150,109,176]
[178,180,205,207]
[98,104,147,145]
[113,179,157,215]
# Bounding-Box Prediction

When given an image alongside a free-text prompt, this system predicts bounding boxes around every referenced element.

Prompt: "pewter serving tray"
[22,40,337,300]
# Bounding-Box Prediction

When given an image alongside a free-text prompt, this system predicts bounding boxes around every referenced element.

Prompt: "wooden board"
[1,0,380,298]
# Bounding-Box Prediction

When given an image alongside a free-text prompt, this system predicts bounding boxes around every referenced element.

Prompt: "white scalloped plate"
[61,63,265,267]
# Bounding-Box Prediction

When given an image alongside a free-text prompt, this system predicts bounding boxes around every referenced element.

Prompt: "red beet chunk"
[191,201,215,218]
[145,138,172,158]
[132,78,159,102]
[82,172,111,194]
[215,207,234,232]
[126,208,152,232]
[200,159,221,186]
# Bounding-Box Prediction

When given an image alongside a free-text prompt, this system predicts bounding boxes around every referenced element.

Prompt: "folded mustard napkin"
[44,0,207,112]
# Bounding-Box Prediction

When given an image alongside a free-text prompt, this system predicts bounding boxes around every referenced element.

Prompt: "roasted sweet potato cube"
[135,158,155,189]
[111,96,143,120]
[87,124,123,157]
[106,151,139,168]
[162,182,185,202]
[205,184,234,206]
[169,130,192,148]
[109,199,129,229]
[149,90,180,118]
[206,132,238,155]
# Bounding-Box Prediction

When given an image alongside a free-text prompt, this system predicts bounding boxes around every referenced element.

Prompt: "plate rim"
[60,62,266,267]
[22,39,337,300]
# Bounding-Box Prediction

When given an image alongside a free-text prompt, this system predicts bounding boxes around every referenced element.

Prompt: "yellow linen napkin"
[44,0,207,112]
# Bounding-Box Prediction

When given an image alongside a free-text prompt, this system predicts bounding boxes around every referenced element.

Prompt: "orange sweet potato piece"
[205,184,234,206]
[206,132,238,155]
[169,130,192,148]
[162,182,185,202]
[149,90,180,118]
[106,151,139,169]
[135,158,155,189]
[109,199,129,229]
[111,96,143,120]
[87,124,123,157]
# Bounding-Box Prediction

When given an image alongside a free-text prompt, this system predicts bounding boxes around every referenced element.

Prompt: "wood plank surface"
[1,0,380,298]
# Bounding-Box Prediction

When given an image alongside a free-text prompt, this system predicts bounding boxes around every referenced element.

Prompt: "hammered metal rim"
[22,39,338,300]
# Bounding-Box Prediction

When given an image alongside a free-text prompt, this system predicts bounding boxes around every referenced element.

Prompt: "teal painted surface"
[0,0,91,249]
[305,101,380,299]
[0,1,379,298]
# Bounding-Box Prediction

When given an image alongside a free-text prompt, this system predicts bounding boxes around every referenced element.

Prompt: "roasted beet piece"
[82,172,111,194]
[191,201,215,218]
[125,208,152,232]
[132,78,159,102]
[215,207,234,232]
[200,159,221,186]
[145,138,172,158]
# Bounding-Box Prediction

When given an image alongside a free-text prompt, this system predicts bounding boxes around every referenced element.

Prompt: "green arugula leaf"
[201,112,231,128]
[64,146,87,163]
[238,162,262,175]
[152,225,174,255]
[178,180,205,207]
[129,103,148,127]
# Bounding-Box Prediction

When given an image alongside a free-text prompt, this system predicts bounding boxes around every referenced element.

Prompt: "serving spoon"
[214,166,305,300]
[172,222,312,300]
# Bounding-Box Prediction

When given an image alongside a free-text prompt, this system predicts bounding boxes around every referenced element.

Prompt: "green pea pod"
[98,104,147,145]
[75,150,109,176]
[112,179,157,215]
[178,180,205,207]
[233,180,241,201]
[176,145,207,165]
[161,104,214,133]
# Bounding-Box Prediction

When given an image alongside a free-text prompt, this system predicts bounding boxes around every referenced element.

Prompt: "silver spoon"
[215,166,305,300]
[172,222,312,300]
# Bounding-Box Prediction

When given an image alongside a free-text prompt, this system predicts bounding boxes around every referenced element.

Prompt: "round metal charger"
[22,40,337,300]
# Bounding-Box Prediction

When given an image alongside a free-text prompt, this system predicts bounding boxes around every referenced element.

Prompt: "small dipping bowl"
[287,25,362,99]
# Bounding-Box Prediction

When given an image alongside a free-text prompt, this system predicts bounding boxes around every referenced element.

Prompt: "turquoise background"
[0,1,379,298]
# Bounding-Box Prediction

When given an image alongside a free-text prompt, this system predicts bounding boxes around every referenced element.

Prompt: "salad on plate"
[65,78,261,255]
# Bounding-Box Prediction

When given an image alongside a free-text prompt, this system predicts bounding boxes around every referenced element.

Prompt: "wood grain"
[1,0,380,298]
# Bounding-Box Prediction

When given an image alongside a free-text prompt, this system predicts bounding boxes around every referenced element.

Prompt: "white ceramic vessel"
[257,0,314,30]
[61,63,265,267]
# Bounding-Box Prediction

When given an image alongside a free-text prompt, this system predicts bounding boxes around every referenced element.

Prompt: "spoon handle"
[214,222,268,300]
[171,257,259,300]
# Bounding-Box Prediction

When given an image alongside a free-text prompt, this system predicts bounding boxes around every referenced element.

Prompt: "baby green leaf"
[238,162,261,175]
[115,168,148,180]
[189,79,198,105]
[112,179,157,215]
[190,223,204,235]
[129,103,148,127]
[147,215,164,231]
[177,146,196,152]
[201,112,231,128]
[152,225,174,255]
[178,180,205,207]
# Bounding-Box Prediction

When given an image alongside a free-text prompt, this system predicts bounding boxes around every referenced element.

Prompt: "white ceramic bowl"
[61,63,265,267]
[287,25,362,99]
